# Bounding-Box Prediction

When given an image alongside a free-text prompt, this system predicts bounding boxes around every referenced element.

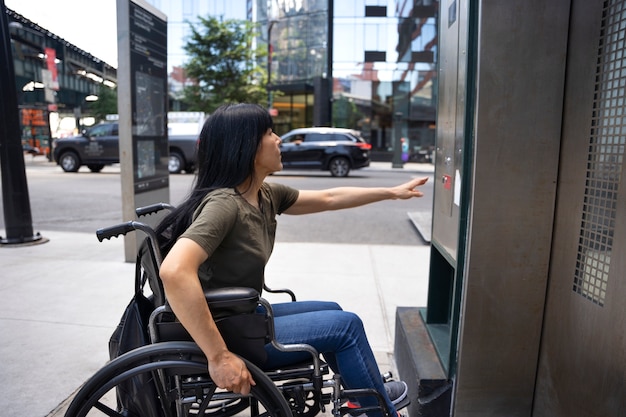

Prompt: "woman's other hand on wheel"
[208,351,256,395]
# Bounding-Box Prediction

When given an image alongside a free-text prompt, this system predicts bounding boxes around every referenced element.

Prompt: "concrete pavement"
[0,160,433,417]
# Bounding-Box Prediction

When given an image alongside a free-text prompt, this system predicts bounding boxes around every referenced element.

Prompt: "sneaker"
[346,380,408,408]
[384,380,408,405]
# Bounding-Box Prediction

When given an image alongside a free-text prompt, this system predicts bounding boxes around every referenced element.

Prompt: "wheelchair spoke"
[65,342,293,417]
[93,400,124,417]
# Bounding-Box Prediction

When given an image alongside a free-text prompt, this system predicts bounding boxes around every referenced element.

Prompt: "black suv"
[52,122,198,174]
[280,127,371,177]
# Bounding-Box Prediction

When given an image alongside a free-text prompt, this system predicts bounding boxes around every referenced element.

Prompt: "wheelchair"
[64,203,409,417]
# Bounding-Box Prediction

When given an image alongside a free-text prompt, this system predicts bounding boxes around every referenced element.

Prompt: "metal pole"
[267,20,276,109]
[0,0,43,245]
[392,112,405,168]
[327,0,333,125]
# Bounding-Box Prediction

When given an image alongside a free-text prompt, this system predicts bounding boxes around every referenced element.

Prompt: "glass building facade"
[145,0,437,156]
[259,0,437,156]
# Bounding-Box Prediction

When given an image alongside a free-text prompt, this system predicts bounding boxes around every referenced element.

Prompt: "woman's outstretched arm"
[283,176,429,215]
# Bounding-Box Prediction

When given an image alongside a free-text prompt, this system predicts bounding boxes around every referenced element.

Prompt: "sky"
[5,0,119,66]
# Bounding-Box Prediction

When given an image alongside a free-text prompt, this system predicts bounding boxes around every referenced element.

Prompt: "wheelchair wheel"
[65,341,293,417]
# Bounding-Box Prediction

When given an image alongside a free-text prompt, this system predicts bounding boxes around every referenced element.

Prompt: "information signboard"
[117,0,168,261]
[127,0,168,193]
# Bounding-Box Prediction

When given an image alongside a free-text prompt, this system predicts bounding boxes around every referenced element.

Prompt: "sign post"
[117,0,169,261]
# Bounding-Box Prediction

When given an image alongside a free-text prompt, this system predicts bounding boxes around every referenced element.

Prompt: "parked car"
[279,127,371,177]
[52,122,198,174]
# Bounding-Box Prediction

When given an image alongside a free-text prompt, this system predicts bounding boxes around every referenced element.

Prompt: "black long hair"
[156,103,274,255]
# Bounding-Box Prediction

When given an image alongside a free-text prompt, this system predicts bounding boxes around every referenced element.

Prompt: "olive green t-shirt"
[180,182,299,293]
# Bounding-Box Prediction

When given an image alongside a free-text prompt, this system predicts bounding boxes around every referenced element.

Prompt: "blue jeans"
[262,300,396,416]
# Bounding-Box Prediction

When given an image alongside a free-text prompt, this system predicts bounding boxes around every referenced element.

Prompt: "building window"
[412,51,435,63]
[364,51,386,62]
[365,6,387,17]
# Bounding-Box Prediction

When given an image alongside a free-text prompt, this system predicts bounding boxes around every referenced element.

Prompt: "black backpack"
[108,240,165,416]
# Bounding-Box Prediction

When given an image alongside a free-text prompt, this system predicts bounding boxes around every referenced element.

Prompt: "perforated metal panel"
[534,0,626,414]
[572,0,626,307]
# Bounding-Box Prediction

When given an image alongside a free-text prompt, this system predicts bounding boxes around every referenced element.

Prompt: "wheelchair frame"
[64,203,402,417]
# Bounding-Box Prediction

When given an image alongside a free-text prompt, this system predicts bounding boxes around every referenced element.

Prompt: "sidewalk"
[0,232,431,417]
[0,158,433,416]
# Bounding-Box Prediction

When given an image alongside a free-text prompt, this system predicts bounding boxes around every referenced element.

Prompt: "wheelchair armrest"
[149,288,268,366]
[148,291,324,375]
[205,287,260,319]
[258,298,322,379]
[263,284,297,302]
[148,287,261,341]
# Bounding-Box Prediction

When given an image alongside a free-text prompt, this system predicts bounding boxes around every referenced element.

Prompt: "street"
[1,156,434,246]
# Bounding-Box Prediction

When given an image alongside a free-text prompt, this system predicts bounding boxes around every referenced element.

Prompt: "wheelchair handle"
[96,221,163,266]
[96,221,138,241]
[135,202,175,218]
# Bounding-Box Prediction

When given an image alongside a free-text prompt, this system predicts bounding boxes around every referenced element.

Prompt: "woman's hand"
[390,176,429,199]
[208,350,256,395]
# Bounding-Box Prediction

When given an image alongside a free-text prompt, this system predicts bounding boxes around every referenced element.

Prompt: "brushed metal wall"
[443,1,570,415]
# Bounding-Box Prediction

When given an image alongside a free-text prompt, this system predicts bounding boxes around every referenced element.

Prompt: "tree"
[333,96,363,129]
[182,16,267,113]
[88,84,117,122]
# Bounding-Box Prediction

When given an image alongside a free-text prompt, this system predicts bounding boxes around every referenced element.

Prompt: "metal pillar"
[267,20,277,109]
[326,0,333,125]
[0,0,43,245]
[392,112,405,168]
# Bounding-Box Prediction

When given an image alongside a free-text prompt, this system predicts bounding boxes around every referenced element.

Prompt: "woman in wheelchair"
[156,103,428,416]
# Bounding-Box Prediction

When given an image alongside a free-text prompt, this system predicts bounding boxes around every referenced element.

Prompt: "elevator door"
[533,1,626,416]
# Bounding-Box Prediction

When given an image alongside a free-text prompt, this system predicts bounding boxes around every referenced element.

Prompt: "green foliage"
[333,96,363,129]
[182,16,268,113]
[88,85,117,122]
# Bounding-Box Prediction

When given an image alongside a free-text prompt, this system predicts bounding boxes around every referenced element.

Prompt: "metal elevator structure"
[394,0,626,416]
